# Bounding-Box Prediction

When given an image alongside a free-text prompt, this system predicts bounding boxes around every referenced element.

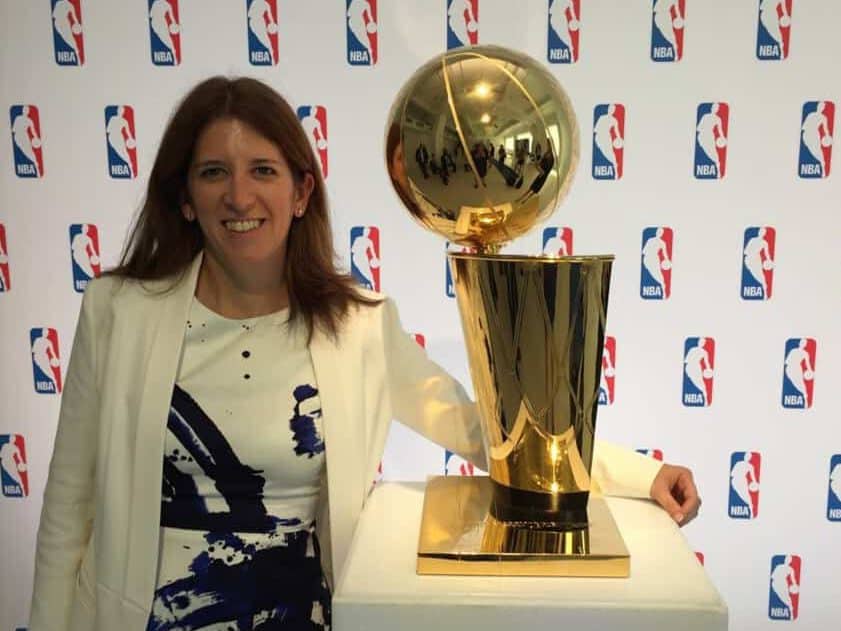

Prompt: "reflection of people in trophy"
[743,228,774,295]
[0,439,26,490]
[351,227,379,289]
[516,143,554,202]
[32,328,61,385]
[653,0,684,50]
[549,0,580,49]
[415,142,429,178]
[248,0,278,63]
[759,0,791,55]
[52,0,83,55]
[594,105,623,172]
[599,347,614,403]
[830,463,841,503]
[801,101,833,176]
[448,0,478,46]
[642,228,671,294]
[697,103,727,173]
[684,338,713,404]
[770,555,799,612]
[730,452,759,518]
[149,0,180,55]
[347,0,376,55]
[12,106,42,176]
[784,339,814,399]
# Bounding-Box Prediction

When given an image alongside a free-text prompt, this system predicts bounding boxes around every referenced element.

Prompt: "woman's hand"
[649,464,701,526]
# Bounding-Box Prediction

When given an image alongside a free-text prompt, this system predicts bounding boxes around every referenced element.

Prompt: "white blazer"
[29,254,662,630]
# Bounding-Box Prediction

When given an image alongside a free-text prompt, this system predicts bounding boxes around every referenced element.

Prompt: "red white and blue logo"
[148,0,181,66]
[412,333,426,348]
[445,450,475,476]
[297,106,328,179]
[346,0,378,65]
[757,0,792,61]
[350,226,380,291]
[0,223,10,292]
[10,105,44,178]
[51,0,85,66]
[640,226,673,300]
[782,337,816,409]
[446,0,479,49]
[542,226,573,256]
[683,337,714,407]
[247,0,279,66]
[105,105,138,179]
[729,451,761,519]
[741,226,775,300]
[593,104,625,180]
[547,0,580,64]
[694,102,728,179]
[69,223,101,293]
[636,448,664,461]
[598,335,616,406]
[0,434,28,498]
[828,455,841,522]
[651,0,685,62]
[798,101,834,179]
[769,554,801,620]
[30,328,62,394]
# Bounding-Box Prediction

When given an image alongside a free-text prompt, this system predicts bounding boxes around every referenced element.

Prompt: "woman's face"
[182,117,313,283]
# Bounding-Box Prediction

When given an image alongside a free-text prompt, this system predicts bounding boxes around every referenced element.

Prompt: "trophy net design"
[386,46,627,576]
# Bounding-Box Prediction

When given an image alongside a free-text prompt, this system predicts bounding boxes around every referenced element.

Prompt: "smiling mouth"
[223,219,265,233]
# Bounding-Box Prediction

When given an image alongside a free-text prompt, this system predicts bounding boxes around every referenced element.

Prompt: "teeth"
[224,219,262,233]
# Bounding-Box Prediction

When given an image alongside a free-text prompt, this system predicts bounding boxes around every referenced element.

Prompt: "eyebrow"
[191,158,284,169]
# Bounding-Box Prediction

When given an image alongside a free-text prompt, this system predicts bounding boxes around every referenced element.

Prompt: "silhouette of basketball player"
[347,0,377,56]
[801,101,833,176]
[448,0,477,46]
[32,329,61,389]
[642,228,671,295]
[149,0,179,56]
[743,228,774,295]
[594,105,623,174]
[784,339,814,400]
[759,0,791,57]
[730,452,759,518]
[71,225,99,279]
[549,0,579,50]
[770,555,799,613]
[12,106,42,176]
[351,228,379,290]
[106,106,136,177]
[52,0,83,56]
[248,0,278,64]
[0,439,25,490]
[653,0,684,51]
[684,338,713,404]
[697,103,727,174]
[543,231,570,256]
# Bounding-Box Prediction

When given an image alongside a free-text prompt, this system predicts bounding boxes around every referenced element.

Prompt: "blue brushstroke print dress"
[146,299,330,630]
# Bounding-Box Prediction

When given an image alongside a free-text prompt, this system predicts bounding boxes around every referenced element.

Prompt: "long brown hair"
[110,76,378,340]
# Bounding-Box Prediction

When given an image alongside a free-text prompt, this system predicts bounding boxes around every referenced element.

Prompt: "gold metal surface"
[417,476,629,577]
[385,45,579,251]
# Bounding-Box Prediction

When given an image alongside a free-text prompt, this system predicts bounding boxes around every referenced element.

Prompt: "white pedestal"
[333,481,727,631]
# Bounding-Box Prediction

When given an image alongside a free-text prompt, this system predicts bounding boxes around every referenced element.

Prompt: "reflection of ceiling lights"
[474,82,491,98]
[480,113,491,124]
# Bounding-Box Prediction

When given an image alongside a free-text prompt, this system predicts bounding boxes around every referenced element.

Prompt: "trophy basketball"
[385,46,627,577]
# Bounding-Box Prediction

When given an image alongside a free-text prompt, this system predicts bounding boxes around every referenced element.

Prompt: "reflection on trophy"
[386,46,627,576]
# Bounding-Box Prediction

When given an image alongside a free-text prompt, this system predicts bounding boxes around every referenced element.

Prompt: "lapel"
[122,255,202,605]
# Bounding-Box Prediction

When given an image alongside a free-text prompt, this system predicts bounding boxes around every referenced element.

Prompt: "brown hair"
[110,76,378,340]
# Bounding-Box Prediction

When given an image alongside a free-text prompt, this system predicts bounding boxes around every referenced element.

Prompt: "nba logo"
[729,451,761,518]
[51,0,85,66]
[640,227,673,299]
[827,454,841,521]
[412,333,426,348]
[446,0,479,49]
[105,106,138,179]
[446,254,455,297]
[0,223,10,292]
[347,0,377,65]
[0,434,29,498]
[247,0,279,65]
[757,0,792,60]
[350,226,380,291]
[10,105,44,178]
[547,0,580,63]
[651,0,685,62]
[69,223,101,292]
[593,104,625,180]
[694,102,729,179]
[636,449,664,461]
[30,328,62,394]
[148,0,181,66]
[598,336,616,405]
[782,337,816,409]
[297,106,328,179]
[741,227,775,300]
[542,227,573,256]
[445,450,475,476]
[769,555,801,620]
[798,101,834,178]
[682,337,714,407]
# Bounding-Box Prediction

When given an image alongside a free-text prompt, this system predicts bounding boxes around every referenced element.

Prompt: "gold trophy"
[386,46,628,577]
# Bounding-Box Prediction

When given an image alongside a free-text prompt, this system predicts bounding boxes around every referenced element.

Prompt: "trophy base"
[417,476,630,577]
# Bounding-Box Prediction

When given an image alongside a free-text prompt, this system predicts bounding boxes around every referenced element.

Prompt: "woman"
[30,77,699,631]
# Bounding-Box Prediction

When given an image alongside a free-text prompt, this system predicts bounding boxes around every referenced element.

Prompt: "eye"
[198,166,225,179]
[254,165,277,176]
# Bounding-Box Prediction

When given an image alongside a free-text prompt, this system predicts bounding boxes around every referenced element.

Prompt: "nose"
[223,169,256,214]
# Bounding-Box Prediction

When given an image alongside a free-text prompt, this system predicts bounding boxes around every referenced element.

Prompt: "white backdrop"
[1,1,840,630]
